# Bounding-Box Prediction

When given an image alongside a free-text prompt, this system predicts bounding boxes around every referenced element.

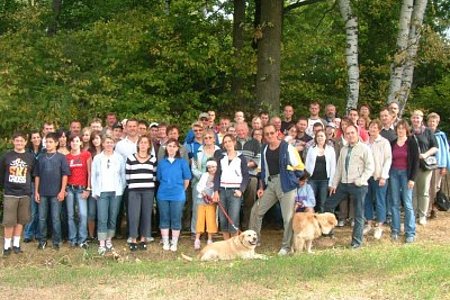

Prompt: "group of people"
[1,102,449,257]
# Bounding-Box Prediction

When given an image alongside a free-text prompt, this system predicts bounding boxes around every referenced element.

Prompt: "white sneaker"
[194,239,201,250]
[418,217,427,225]
[373,227,383,240]
[337,220,345,227]
[277,248,289,256]
[363,224,372,235]
[127,237,132,244]
[162,241,170,251]
[207,239,213,245]
[170,243,178,252]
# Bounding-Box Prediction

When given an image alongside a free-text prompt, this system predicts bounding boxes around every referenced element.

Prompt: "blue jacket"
[435,130,450,170]
[157,158,192,201]
[260,140,305,193]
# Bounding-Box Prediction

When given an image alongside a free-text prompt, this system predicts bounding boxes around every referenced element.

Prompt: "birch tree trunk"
[338,0,359,112]
[387,0,414,104]
[397,0,428,115]
[255,0,283,112]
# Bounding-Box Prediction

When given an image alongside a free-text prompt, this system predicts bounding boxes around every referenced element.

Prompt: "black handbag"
[414,135,438,171]
[435,175,450,211]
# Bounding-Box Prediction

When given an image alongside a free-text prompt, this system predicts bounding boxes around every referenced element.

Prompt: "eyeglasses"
[204,136,214,140]
[264,131,276,136]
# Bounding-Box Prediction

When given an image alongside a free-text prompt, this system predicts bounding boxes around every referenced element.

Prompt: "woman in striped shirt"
[125,135,157,251]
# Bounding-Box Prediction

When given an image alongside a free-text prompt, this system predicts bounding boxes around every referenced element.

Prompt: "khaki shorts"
[2,195,31,226]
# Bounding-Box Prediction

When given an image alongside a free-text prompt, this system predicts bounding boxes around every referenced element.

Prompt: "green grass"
[1,243,449,299]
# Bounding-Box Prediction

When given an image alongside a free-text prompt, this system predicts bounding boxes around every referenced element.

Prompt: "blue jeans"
[39,196,62,245]
[88,195,97,221]
[24,183,40,240]
[309,179,329,213]
[364,177,388,223]
[158,200,185,230]
[219,188,242,234]
[325,183,367,247]
[66,186,88,244]
[389,168,415,238]
[96,192,122,241]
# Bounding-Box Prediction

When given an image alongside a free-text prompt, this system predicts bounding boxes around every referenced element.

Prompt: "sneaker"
[363,224,372,235]
[391,234,399,241]
[350,220,355,227]
[127,237,133,244]
[106,240,114,251]
[351,244,361,250]
[162,241,170,251]
[69,242,78,248]
[194,239,201,250]
[170,243,178,252]
[53,244,60,251]
[277,248,289,256]
[38,241,47,250]
[139,242,147,250]
[13,246,23,254]
[98,246,107,255]
[3,248,12,256]
[145,237,155,243]
[373,227,383,240]
[23,238,32,243]
[207,239,213,245]
[337,220,345,227]
[418,217,427,225]
[80,242,89,249]
[129,243,138,252]
[405,236,415,243]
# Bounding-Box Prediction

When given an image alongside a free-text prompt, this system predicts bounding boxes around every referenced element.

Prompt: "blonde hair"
[412,110,424,118]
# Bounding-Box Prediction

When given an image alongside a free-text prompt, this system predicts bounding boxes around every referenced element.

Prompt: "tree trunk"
[397,0,428,115]
[231,0,245,104]
[47,0,62,36]
[338,0,359,112]
[255,0,283,113]
[387,0,414,104]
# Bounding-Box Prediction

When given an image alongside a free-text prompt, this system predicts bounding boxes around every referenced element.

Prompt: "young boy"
[295,173,316,213]
[0,132,35,255]
[34,132,71,250]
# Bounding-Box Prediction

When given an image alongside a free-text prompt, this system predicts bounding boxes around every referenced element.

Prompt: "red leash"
[216,200,240,233]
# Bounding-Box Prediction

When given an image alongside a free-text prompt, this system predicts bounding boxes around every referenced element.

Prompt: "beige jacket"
[332,141,374,188]
[367,135,392,180]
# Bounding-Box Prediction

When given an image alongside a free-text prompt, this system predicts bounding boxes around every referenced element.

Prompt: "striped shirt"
[125,153,157,190]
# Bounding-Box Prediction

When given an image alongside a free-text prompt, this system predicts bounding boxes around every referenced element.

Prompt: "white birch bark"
[387,0,414,104]
[397,0,428,115]
[338,0,359,112]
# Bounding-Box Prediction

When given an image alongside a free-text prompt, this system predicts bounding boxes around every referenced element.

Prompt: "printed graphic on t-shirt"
[8,158,28,184]
[69,157,83,168]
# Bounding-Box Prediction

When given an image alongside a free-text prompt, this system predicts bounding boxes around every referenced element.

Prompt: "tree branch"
[284,0,328,14]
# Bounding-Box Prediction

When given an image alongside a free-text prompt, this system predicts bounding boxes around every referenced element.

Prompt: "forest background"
[0,0,449,152]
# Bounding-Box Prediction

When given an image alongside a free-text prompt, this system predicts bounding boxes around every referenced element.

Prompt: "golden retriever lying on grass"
[292,212,337,254]
[182,230,267,261]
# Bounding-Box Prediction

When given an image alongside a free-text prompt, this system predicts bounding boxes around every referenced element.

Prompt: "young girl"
[295,173,316,213]
[194,159,218,249]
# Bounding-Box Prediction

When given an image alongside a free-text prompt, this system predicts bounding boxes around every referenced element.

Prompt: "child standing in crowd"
[194,159,218,250]
[34,132,71,250]
[295,173,316,213]
[0,132,35,255]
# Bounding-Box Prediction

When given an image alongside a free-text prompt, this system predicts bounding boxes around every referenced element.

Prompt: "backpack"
[435,175,450,211]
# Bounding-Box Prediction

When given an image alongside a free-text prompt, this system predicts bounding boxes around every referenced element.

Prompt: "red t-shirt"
[66,151,91,186]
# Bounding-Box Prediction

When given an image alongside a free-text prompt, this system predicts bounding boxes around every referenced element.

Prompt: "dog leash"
[216,200,240,233]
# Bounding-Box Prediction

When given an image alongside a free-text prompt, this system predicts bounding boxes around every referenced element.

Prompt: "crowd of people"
[1,101,449,257]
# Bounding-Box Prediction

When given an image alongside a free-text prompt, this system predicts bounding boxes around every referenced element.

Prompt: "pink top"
[392,142,408,170]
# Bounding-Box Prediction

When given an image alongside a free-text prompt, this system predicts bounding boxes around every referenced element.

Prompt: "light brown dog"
[182,230,267,261]
[291,212,337,254]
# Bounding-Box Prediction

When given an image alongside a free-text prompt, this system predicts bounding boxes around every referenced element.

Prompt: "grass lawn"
[1,212,449,299]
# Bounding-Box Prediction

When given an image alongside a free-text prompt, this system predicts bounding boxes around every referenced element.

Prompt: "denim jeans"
[389,168,415,238]
[364,177,388,223]
[309,179,329,213]
[158,200,185,230]
[24,183,40,240]
[128,189,154,238]
[96,192,122,241]
[218,188,242,234]
[39,196,62,245]
[325,183,368,247]
[66,186,88,244]
[87,195,97,221]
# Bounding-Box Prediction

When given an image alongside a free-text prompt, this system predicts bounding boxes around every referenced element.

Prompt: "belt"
[67,184,85,190]
[268,174,280,182]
